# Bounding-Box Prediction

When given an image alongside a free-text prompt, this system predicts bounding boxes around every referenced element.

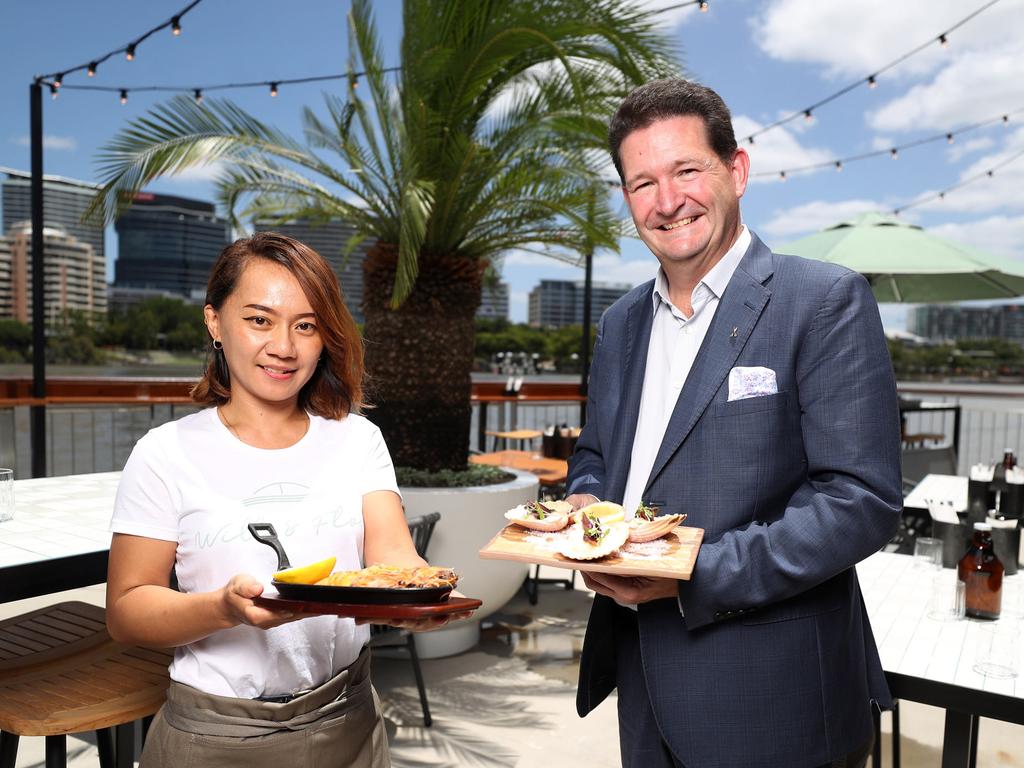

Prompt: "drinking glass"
[927,571,966,622]
[973,620,1020,679]
[0,468,13,522]
[913,536,943,570]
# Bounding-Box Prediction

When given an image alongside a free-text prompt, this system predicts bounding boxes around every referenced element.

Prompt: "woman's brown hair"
[191,232,364,418]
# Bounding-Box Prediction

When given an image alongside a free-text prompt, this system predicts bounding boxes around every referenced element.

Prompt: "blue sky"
[3,0,1023,328]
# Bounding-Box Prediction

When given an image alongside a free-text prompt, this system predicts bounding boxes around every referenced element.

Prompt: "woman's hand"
[220,574,304,630]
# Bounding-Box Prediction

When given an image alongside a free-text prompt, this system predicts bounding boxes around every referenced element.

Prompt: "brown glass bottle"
[957,522,1003,620]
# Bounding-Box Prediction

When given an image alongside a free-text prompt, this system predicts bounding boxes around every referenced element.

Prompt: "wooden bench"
[0,601,172,768]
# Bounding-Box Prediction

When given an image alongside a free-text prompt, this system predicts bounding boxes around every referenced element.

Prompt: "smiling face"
[203,258,323,412]
[620,115,749,278]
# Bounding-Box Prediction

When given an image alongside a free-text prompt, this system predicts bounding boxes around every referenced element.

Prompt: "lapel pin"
[730,327,738,338]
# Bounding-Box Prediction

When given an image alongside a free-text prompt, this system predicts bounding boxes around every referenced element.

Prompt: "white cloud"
[590,251,658,287]
[868,40,1024,134]
[14,134,78,151]
[734,115,834,184]
[760,198,885,240]
[751,0,1023,81]
[946,135,994,163]
[502,248,578,270]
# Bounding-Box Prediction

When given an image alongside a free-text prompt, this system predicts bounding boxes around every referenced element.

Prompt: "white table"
[903,473,968,513]
[0,472,120,602]
[859,551,1023,766]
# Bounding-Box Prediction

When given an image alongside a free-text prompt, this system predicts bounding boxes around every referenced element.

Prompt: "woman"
[107,233,451,767]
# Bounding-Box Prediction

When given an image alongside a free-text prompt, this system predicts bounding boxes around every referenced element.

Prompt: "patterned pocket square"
[728,366,778,402]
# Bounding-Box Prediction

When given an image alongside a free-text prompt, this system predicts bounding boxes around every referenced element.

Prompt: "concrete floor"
[2,574,1022,767]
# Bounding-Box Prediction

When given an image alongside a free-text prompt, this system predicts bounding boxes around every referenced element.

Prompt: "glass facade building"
[528,279,631,328]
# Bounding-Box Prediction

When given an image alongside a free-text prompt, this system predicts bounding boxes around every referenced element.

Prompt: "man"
[565,79,902,767]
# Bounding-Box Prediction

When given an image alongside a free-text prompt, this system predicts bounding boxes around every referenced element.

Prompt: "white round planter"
[400,469,537,658]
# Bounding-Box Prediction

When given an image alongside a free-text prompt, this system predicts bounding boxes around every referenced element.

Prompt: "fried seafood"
[316,564,459,589]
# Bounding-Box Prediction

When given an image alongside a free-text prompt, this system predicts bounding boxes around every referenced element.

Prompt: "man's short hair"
[609,78,738,181]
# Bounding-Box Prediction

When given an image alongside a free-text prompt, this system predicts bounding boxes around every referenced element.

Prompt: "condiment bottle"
[957,522,1003,620]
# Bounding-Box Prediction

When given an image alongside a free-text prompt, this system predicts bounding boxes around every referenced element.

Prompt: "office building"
[477,281,509,321]
[909,304,1024,344]
[1,222,106,322]
[1,167,104,264]
[253,218,369,324]
[528,279,631,328]
[115,192,228,297]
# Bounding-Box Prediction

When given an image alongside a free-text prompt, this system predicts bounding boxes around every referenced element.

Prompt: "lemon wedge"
[272,556,337,585]
[575,501,625,525]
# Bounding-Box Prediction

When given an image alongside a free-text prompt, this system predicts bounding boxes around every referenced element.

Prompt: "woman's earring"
[212,339,223,350]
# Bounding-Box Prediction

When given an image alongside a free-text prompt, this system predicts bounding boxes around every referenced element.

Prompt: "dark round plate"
[270,580,453,604]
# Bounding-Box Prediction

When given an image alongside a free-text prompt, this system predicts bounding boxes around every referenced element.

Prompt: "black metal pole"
[30,80,47,478]
[578,244,593,427]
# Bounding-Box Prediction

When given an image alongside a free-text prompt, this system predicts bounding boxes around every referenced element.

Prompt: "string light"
[867,75,877,89]
[193,89,203,104]
[270,82,278,97]
[1003,115,1010,124]
[803,109,813,123]
[834,161,843,172]
[738,0,1000,145]
[125,43,136,61]
[49,83,58,100]
[53,73,63,89]
[752,106,1024,180]
[939,34,949,48]
[87,62,97,77]
[700,1,709,11]
[120,89,128,105]
[890,148,899,160]
[172,16,182,36]
[891,147,1024,215]
[779,171,786,181]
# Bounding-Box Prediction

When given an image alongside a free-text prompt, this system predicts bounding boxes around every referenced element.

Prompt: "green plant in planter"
[395,464,515,489]
[88,0,677,473]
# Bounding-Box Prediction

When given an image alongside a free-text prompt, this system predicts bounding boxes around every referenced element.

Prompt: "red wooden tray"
[254,593,482,619]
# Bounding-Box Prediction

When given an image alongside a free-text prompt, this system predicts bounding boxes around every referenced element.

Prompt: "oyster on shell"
[627,513,686,543]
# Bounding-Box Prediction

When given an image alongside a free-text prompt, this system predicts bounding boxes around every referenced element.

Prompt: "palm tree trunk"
[361,243,482,471]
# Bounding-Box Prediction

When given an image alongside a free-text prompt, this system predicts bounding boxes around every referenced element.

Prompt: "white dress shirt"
[621,226,751,519]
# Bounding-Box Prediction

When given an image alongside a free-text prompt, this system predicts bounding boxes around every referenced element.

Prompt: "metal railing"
[2,377,1023,477]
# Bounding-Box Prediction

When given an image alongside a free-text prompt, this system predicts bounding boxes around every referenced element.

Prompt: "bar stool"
[0,601,172,768]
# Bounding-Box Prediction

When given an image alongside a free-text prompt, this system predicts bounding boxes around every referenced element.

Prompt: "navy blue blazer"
[568,233,903,767]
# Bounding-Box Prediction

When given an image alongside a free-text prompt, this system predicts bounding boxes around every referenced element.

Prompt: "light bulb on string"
[835,161,843,172]
[699,1,709,11]
[172,16,181,36]
[890,148,899,160]
[747,136,755,146]
[867,75,877,89]
[947,133,954,144]
[87,62,97,77]
[49,83,58,100]
[53,73,63,89]
[1003,115,1009,125]
[120,89,128,105]
[803,109,813,123]
[987,170,994,177]
[126,44,136,61]
[939,192,945,200]
[779,171,786,181]
[939,34,949,48]
[270,82,279,97]
[194,89,203,105]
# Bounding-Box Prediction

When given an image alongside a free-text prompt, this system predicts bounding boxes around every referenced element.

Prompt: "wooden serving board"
[479,523,704,580]
[254,594,482,619]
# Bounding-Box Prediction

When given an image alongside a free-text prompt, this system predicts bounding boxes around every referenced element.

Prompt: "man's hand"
[581,571,679,604]
[564,493,600,511]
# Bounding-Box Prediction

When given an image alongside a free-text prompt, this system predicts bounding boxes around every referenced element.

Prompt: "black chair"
[369,512,440,727]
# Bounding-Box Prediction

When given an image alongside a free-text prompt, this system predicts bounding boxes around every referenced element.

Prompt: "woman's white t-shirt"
[110,407,399,699]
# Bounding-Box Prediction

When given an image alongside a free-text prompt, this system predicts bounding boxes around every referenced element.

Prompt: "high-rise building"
[527,279,631,328]
[253,219,370,324]
[1,222,106,322]
[115,192,228,297]
[477,281,509,321]
[909,304,1024,344]
[1,167,104,265]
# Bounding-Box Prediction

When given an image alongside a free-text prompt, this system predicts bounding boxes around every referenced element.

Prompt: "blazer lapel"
[644,236,775,493]
[605,285,655,502]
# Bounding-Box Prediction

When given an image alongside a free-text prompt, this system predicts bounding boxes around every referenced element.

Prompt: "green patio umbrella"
[780,212,1024,302]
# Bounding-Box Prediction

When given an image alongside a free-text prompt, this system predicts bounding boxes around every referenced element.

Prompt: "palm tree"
[90,0,677,471]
